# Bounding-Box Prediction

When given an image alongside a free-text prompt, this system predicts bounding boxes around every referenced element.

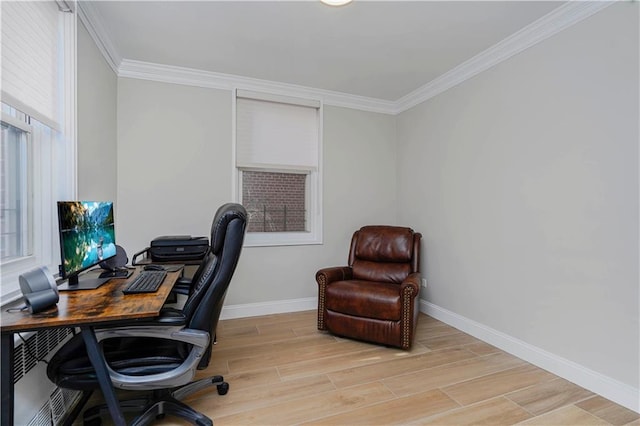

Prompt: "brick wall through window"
[242,171,306,232]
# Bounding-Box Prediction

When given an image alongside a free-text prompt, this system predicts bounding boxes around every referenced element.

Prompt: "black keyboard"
[122,271,167,294]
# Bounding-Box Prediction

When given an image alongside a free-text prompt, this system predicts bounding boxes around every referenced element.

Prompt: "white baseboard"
[221,297,317,320]
[420,300,639,414]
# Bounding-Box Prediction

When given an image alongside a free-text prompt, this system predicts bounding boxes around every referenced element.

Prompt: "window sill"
[0,257,57,306]
[243,232,322,247]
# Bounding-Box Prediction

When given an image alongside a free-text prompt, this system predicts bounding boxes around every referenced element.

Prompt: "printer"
[133,235,209,264]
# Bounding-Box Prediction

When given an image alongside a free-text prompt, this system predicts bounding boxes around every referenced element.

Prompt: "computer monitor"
[57,201,117,289]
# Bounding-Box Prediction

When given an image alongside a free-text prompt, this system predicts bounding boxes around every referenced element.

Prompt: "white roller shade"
[1,1,62,130]
[236,96,319,171]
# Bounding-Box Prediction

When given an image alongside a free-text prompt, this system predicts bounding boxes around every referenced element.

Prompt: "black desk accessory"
[18,266,59,313]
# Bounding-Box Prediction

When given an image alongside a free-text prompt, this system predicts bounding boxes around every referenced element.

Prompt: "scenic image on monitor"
[58,201,116,277]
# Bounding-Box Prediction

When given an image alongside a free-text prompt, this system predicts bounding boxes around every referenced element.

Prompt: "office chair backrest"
[182,203,247,333]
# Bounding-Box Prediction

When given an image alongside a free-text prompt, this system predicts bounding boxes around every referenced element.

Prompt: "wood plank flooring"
[97,311,639,425]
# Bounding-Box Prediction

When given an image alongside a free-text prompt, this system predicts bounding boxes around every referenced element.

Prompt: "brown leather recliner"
[316,225,422,349]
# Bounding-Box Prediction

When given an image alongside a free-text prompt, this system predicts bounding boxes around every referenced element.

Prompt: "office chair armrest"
[95,325,209,348]
[400,272,421,296]
[101,308,187,327]
[176,277,192,285]
[172,277,192,296]
[95,326,210,390]
[316,266,353,286]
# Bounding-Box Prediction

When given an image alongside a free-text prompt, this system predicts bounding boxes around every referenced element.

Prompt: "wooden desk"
[1,268,181,426]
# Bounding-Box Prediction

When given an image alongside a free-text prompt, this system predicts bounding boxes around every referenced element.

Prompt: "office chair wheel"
[217,382,229,395]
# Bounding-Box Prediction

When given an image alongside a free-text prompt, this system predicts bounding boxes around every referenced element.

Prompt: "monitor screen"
[57,201,116,286]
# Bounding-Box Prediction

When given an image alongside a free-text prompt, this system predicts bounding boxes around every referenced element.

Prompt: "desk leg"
[80,327,126,426]
[1,333,14,426]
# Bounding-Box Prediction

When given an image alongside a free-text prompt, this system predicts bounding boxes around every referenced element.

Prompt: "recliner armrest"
[400,272,421,296]
[316,266,353,285]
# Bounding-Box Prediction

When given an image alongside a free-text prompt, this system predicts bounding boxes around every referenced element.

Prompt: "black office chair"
[47,203,247,426]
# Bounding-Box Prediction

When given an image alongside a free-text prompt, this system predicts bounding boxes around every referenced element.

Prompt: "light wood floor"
[101,311,640,425]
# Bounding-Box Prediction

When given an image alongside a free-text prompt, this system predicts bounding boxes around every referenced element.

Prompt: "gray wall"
[233,106,398,304]
[115,79,398,305]
[77,21,117,202]
[76,1,638,405]
[115,78,232,254]
[396,3,638,389]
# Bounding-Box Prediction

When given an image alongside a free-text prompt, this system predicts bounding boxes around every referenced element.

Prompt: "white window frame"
[233,90,323,247]
[1,114,33,265]
[0,4,76,305]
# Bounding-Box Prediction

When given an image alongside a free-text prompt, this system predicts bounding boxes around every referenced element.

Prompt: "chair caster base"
[217,382,229,395]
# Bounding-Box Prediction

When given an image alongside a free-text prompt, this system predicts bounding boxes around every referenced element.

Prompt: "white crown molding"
[81,1,613,114]
[118,59,397,114]
[420,300,640,414]
[77,1,121,74]
[394,1,615,114]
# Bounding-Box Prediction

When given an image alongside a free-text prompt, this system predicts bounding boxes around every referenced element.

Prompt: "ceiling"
[89,1,563,102]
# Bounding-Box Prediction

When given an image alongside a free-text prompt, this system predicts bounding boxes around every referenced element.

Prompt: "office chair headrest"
[210,203,248,253]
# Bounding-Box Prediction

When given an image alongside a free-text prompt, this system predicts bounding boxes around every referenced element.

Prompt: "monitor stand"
[57,268,132,291]
[98,269,132,279]
[57,276,110,291]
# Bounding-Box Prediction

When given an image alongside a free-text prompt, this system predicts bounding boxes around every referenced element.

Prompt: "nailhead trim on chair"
[401,286,415,349]
[317,275,327,330]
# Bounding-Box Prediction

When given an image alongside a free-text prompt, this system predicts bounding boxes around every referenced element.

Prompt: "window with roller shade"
[235,90,322,246]
[1,115,31,262]
[0,1,76,304]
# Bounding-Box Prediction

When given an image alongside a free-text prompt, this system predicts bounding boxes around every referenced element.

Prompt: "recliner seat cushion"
[351,260,411,284]
[325,280,401,321]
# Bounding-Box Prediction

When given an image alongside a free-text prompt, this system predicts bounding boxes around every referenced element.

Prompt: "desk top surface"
[1,268,180,333]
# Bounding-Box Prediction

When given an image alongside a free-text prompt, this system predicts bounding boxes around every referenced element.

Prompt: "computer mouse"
[144,264,165,271]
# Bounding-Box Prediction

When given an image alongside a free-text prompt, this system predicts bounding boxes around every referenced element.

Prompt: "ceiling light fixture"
[320,0,353,6]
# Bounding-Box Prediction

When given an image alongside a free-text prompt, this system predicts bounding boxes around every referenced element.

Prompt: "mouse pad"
[152,264,184,272]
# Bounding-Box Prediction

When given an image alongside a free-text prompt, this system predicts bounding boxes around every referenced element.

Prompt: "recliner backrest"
[349,225,420,283]
[181,203,247,333]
